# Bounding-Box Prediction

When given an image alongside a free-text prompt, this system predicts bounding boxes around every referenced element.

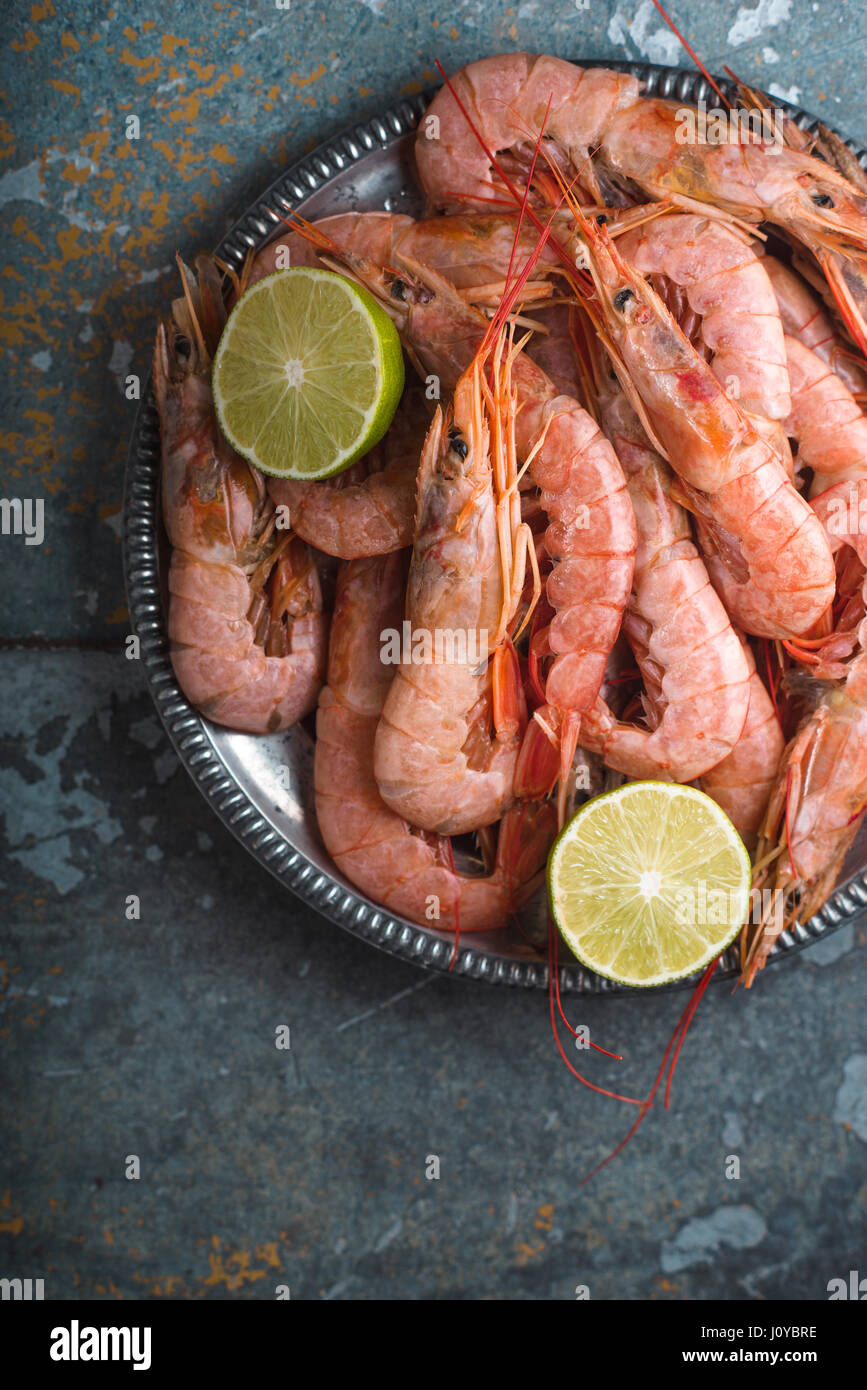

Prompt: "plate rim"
[123,59,867,994]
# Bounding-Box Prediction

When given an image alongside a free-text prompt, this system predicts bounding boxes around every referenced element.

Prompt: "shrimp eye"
[596,213,608,225]
[449,430,468,459]
[811,192,834,208]
[391,278,407,300]
[614,288,634,312]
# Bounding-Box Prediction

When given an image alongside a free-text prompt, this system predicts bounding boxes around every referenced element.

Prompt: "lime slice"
[548,782,751,988]
[212,267,405,479]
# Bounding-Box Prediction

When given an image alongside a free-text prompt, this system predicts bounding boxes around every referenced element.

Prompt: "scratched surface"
[2,0,866,1300]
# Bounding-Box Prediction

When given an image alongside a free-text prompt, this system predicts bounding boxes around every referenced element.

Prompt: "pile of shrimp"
[154,53,867,990]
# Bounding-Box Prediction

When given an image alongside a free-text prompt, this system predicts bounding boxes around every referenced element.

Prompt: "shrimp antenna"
[650,0,732,110]
[547,917,645,1105]
[580,956,721,1184]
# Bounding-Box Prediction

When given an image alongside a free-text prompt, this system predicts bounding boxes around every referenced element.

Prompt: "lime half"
[212,266,405,479]
[548,782,751,988]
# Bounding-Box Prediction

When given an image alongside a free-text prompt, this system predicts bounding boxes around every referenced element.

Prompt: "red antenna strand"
[650,0,732,109]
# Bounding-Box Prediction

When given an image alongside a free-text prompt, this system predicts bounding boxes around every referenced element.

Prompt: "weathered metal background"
[2,0,866,1301]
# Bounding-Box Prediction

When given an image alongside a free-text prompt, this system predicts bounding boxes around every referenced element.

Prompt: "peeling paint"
[832,1054,867,1143]
[661,1206,767,1273]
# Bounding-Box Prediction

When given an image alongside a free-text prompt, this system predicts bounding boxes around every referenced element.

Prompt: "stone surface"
[2,0,866,1301]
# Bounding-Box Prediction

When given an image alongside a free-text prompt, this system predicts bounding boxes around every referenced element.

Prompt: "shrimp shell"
[579,386,752,783]
[154,258,327,734]
[571,216,836,639]
[743,648,867,984]
[373,396,520,837]
[699,647,785,853]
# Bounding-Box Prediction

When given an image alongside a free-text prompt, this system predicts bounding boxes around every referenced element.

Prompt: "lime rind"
[212,267,405,480]
[548,781,751,989]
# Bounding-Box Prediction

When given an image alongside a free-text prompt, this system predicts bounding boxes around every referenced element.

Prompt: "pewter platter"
[123,61,867,992]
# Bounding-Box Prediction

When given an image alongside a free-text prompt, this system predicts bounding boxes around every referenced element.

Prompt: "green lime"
[548,782,751,988]
[212,266,405,479]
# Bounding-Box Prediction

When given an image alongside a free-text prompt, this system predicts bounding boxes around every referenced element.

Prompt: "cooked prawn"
[699,646,785,853]
[742,639,867,985]
[578,376,752,782]
[763,254,867,399]
[314,552,555,930]
[374,345,527,836]
[154,256,327,733]
[615,212,793,467]
[782,336,867,673]
[784,334,867,495]
[564,212,836,639]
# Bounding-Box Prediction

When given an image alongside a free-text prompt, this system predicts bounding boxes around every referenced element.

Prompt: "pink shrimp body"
[804,478,867,675]
[699,649,785,853]
[579,385,752,782]
[154,257,327,734]
[373,383,521,836]
[314,553,555,931]
[763,254,867,397]
[782,337,867,672]
[249,211,415,284]
[616,213,791,426]
[784,335,867,493]
[399,212,562,299]
[571,216,835,639]
[270,381,430,560]
[743,644,867,984]
[416,55,640,210]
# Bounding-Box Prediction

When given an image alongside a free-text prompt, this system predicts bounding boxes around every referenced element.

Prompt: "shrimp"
[780,336,867,672]
[154,256,327,734]
[741,641,867,985]
[798,476,867,677]
[783,335,867,495]
[699,647,785,853]
[287,214,636,770]
[565,212,836,640]
[314,552,556,931]
[416,53,867,353]
[578,377,752,782]
[373,347,527,836]
[615,213,793,467]
[763,254,867,398]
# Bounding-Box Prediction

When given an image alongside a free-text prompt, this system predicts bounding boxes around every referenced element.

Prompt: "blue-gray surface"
[1,0,866,1300]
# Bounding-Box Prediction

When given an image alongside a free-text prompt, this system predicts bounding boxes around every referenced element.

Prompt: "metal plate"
[123,61,867,993]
